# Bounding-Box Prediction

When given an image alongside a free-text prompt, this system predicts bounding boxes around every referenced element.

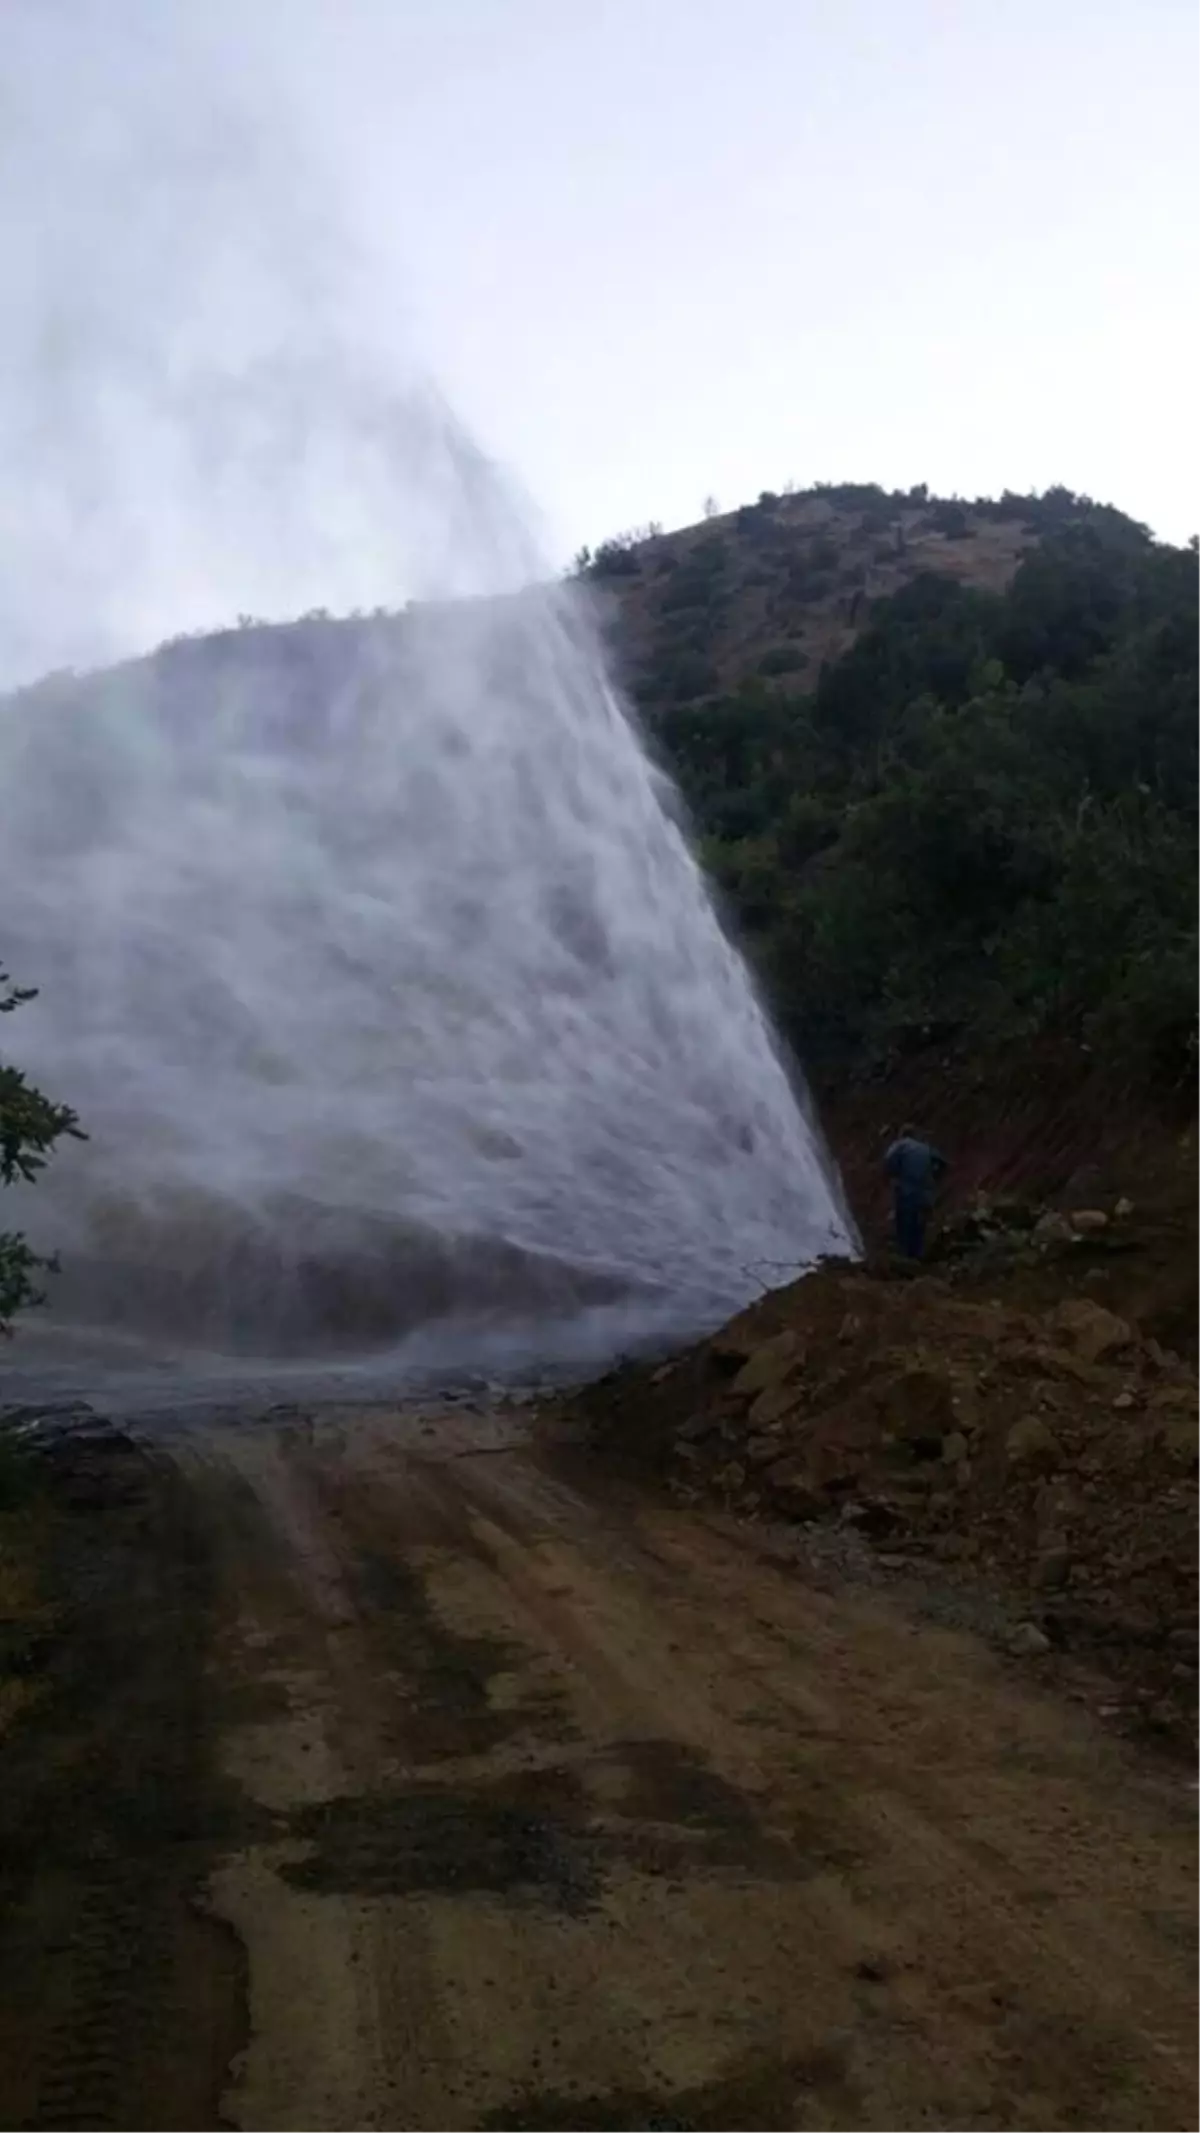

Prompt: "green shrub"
[1,969,85,1333]
[643,510,1196,1087]
[757,645,805,678]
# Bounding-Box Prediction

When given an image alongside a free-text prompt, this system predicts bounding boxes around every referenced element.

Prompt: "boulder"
[1145,1339,1184,1375]
[1149,1411,1198,1471]
[1034,1544,1071,1590]
[1147,1383,1197,1411]
[764,1408,875,1508]
[1007,1621,1051,1658]
[744,1431,787,1466]
[941,1429,970,1465]
[871,1364,960,1443]
[748,1375,807,1429]
[1032,1211,1075,1248]
[1044,1299,1134,1365]
[1005,1416,1062,1473]
[1021,1342,1111,1388]
[709,1316,764,1365]
[731,1329,805,1399]
[675,1413,720,1444]
[761,1456,827,1521]
[1033,1479,1082,1533]
[1069,1209,1110,1234]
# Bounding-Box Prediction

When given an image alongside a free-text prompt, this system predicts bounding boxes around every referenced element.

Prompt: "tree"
[930,500,972,539]
[641,504,1196,1087]
[0,969,84,1333]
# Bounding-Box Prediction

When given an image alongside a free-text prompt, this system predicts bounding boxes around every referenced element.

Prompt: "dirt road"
[0,1398,1196,2130]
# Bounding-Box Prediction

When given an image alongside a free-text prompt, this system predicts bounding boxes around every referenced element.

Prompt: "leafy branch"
[0,966,86,1334]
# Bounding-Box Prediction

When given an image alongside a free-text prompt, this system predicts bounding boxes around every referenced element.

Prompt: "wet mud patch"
[600,1738,764,1835]
[596,1740,869,1877]
[350,1544,579,1760]
[481,2044,856,2130]
[0,1408,249,2132]
[283,1770,603,1912]
[282,1742,797,1912]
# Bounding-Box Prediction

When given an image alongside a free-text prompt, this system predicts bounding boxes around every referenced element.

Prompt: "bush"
[591,538,641,578]
[931,501,972,538]
[650,652,719,704]
[643,510,1196,1087]
[1,968,85,1332]
[757,645,805,678]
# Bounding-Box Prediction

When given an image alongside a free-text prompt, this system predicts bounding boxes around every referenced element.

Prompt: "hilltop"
[578,480,1059,704]
[584,479,1052,703]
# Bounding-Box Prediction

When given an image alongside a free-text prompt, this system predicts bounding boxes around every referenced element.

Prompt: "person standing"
[884,1125,947,1260]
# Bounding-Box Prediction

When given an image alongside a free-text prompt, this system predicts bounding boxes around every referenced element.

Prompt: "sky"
[1,0,1195,681]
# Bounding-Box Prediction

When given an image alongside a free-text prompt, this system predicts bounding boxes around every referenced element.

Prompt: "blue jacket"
[884,1136,947,1203]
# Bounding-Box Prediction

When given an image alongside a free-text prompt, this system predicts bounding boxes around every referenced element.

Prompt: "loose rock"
[1005,1416,1062,1473]
[1008,1621,1052,1658]
[1045,1299,1134,1365]
[731,1330,806,1399]
[1035,1545,1072,1591]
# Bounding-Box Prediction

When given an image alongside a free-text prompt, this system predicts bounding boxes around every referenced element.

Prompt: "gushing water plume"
[0,1,853,1388]
[0,442,853,1373]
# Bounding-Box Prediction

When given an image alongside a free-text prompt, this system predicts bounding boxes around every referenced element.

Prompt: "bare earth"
[1,1399,1196,2131]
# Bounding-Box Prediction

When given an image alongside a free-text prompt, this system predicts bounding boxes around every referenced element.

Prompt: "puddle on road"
[280,1743,798,1913]
[283,1774,603,1911]
[475,2047,848,2133]
[339,1541,580,1764]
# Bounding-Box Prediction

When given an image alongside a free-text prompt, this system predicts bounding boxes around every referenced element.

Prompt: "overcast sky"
[329,0,1198,546]
[1,0,1195,680]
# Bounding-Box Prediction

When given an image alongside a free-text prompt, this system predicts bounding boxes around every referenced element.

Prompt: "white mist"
[0,1,854,1384]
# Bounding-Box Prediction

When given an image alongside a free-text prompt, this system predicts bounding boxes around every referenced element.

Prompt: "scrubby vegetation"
[583,486,1197,1089]
[0,971,82,1331]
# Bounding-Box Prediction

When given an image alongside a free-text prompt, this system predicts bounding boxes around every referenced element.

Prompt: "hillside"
[576,482,1197,1234]
[3,478,1194,1275]
[580,482,1045,703]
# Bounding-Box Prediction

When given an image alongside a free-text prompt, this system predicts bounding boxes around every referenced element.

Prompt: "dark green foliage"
[757,645,805,678]
[0,969,85,1332]
[645,513,1197,1087]
[591,538,641,578]
[931,501,972,539]
[651,651,719,704]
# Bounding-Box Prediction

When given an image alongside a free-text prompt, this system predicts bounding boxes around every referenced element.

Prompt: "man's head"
[900,1121,918,1140]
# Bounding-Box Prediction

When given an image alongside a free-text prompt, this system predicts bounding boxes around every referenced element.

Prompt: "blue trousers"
[894,1190,927,1260]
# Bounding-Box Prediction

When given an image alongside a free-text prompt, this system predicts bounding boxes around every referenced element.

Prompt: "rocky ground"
[573,1199,1198,1757]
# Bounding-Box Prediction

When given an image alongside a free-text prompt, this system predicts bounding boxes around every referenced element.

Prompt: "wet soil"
[0,1412,246,2132]
[0,1398,1195,2130]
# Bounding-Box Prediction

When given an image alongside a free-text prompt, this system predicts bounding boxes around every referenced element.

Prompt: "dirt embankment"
[819,1049,1197,1355]
[576,1216,1198,1755]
